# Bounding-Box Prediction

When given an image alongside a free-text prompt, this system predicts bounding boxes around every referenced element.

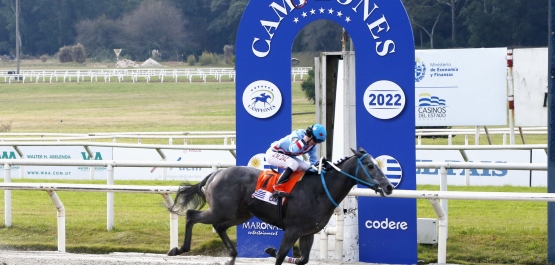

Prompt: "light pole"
[15,0,20,75]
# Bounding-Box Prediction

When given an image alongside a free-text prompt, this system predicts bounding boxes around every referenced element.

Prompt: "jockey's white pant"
[265,148,310,172]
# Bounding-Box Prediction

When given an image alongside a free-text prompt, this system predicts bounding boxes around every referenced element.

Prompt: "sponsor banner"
[0,146,112,180]
[415,48,507,126]
[512,48,548,126]
[0,146,234,181]
[113,148,235,181]
[417,149,547,186]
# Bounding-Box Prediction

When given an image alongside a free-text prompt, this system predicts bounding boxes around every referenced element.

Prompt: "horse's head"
[350,147,394,196]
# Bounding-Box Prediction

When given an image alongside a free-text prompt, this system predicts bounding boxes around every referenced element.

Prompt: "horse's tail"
[169,172,213,215]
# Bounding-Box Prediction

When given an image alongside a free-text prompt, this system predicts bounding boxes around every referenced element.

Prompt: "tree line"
[0,0,547,62]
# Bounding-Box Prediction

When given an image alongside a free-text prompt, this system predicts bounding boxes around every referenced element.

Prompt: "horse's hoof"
[224,259,235,265]
[167,247,180,256]
[264,247,277,257]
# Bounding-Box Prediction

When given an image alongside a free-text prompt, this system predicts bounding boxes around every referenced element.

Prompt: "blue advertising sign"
[236,0,416,263]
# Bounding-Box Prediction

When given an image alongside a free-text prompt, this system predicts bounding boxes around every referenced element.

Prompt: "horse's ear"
[358,146,367,153]
[351,147,361,156]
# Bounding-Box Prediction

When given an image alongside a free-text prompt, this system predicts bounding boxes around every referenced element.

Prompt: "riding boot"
[273,167,293,198]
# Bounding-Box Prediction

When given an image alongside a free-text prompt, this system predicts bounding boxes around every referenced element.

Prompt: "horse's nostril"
[387,185,393,191]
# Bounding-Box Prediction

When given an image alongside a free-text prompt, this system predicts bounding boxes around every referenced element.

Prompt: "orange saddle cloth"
[252,170,304,205]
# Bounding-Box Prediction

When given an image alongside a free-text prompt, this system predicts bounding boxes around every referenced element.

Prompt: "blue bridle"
[320,153,379,207]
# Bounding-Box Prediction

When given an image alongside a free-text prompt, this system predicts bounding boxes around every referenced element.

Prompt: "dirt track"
[0,251,385,265]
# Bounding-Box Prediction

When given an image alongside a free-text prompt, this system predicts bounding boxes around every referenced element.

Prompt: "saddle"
[252,169,305,205]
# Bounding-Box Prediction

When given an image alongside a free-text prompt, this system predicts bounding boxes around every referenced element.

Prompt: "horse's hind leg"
[167,209,203,256]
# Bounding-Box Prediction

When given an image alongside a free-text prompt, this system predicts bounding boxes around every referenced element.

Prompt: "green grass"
[0,179,227,254]
[0,74,551,264]
[417,185,548,265]
[0,81,315,140]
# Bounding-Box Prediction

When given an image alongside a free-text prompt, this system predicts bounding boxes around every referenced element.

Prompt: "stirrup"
[272,190,291,198]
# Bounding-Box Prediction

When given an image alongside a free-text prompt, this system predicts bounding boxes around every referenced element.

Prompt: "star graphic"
[337,11,343,17]
[345,16,351,23]
[294,17,299,23]
[328,8,334,14]
[302,12,307,18]
[310,9,316,15]
[319,7,325,13]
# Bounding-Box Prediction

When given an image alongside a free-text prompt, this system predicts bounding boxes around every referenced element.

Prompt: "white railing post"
[429,198,447,264]
[4,163,12,227]
[107,163,114,231]
[47,190,66,252]
[439,166,448,217]
[162,193,178,250]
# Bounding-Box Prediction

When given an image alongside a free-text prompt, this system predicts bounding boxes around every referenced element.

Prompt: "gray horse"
[167,147,393,265]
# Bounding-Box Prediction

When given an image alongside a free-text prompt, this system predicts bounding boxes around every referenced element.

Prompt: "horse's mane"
[332,155,352,166]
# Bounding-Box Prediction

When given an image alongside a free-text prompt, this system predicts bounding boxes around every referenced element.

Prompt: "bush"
[40,54,48,62]
[72,43,87,64]
[58,44,87,64]
[199,51,218,66]
[301,69,315,103]
[0,120,12,132]
[58,46,73,63]
[187,54,196,66]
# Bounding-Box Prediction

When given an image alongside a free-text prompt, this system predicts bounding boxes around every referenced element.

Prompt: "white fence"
[0,67,312,83]
[0,131,236,145]
[416,126,547,145]
[1,159,553,264]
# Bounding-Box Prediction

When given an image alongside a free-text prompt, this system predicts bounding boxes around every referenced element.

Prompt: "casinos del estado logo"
[417,93,447,120]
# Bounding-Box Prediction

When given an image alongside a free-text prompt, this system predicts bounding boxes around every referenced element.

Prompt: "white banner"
[512,47,548,126]
[113,148,235,181]
[0,146,112,180]
[0,146,235,181]
[2,146,546,186]
[417,149,546,186]
[415,48,507,126]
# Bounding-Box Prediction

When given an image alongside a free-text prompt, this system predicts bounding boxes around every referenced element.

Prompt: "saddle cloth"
[252,169,304,205]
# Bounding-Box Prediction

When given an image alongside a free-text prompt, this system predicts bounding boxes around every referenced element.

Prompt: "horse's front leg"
[213,224,238,265]
[295,234,314,265]
[274,232,300,265]
[167,209,200,256]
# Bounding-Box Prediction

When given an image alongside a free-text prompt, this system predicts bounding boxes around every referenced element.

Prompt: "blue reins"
[320,153,378,207]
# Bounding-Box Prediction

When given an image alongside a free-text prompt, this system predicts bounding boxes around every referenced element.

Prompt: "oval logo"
[242,80,282,119]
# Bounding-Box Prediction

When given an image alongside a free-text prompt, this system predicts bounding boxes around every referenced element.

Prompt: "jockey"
[265,123,327,197]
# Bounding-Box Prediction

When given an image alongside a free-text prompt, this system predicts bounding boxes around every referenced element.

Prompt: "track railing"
[1,160,552,264]
[0,67,312,83]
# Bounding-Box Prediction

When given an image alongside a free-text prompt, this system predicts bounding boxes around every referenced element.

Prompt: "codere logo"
[365,218,408,230]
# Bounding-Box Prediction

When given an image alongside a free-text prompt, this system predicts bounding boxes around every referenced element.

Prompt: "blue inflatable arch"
[235,1,416,263]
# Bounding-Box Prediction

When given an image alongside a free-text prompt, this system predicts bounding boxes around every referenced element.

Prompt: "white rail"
[0,67,311,83]
[1,159,235,244]
[0,132,236,145]
[0,183,179,252]
[1,159,551,263]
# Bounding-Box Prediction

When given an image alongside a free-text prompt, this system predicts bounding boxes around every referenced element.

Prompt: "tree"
[298,20,343,51]
[75,15,121,58]
[403,0,446,49]
[460,0,547,48]
[115,0,188,60]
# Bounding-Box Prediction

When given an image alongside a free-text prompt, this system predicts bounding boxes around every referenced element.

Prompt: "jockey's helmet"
[306,123,327,143]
